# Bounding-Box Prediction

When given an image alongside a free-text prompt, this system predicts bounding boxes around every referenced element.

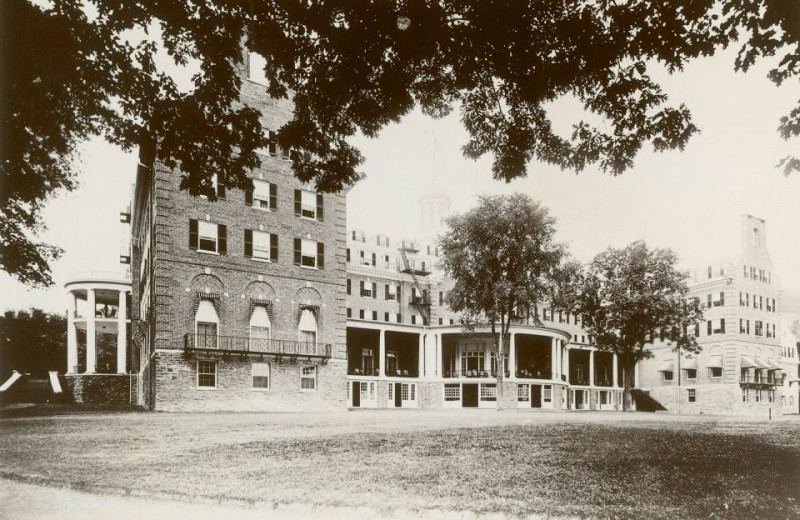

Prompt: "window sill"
[300,215,319,222]
[196,249,220,256]
[251,205,273,212]
[196,386,218,391]
[299,265,319,271]
[251,257,272,264]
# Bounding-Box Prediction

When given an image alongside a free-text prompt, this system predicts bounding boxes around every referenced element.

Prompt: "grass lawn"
[1,410,798,519]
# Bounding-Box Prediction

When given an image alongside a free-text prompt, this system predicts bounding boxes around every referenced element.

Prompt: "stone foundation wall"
[64,374,132,405]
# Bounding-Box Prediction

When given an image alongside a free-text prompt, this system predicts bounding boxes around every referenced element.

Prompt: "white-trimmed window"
[687,389,696,403]
[517,384,529,402]
[248,52,268,85]
[480,384,497,401]
[543,385,552,403]
[250,306,271,350]
[300,189,317,219]
[253,231,273,261]
[386,283,398,301]
[301,365,317,390]
[195,300,219,349]
[298,309,317,346]
[662,370,674,382]
[709,367,723,379]
[295,238,323,269]
[198,221,219,253]
[197,360,217,388]
[252,363,270,390]
[685,369,697,380]
[253,180,274,210]
[444,384,461,401]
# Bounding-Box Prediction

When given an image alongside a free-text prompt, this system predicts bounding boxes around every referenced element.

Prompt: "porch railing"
[348,367,380,376]
[443,370,510,379]
[184,333,331,358]
[739,375,781,385]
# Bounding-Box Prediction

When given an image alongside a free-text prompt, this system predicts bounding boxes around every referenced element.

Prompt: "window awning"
[753,357,770,369]
[250,306,271,328]
[682,357,698,370]
[740,356,756,368]
[706,355,723,368]
[658,360,674,372]
[195,300,218,322]
[767,359,783,370]
[299,309,317,332]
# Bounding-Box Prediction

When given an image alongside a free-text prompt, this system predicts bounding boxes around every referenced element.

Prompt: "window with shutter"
[252,231,271,261]
[198,221,218,253]
[253,180,272,210]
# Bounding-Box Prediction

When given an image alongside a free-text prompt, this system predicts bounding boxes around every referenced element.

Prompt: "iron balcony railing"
[184,333,331,358]
[348,367,380,376]
[739,375,781,385]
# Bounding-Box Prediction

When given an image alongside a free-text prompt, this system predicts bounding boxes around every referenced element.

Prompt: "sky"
[1,45,799,315]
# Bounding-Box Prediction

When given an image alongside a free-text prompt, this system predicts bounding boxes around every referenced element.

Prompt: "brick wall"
[152,350,346,412]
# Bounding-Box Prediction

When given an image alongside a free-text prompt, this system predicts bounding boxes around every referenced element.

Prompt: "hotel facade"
[120,52,793,415]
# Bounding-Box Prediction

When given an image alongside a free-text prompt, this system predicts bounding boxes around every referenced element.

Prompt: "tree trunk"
[494,324,505,410]
[622,362,635,412]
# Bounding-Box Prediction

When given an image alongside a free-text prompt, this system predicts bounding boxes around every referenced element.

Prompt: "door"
[462,384,479,408]
[575,390,584,409]
[531,385,542,408]
[395,383,402,407]
[352,381,360,407]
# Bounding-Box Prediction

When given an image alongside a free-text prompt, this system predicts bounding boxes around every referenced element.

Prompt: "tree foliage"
[0,308,67,379]
[570,241,704,410]
[439,193,570,405]
[2,0,798,286]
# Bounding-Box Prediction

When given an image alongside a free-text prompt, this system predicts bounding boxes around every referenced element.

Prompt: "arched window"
[250,306,271,351]
[298,309,317,347]
[195,300,218,348]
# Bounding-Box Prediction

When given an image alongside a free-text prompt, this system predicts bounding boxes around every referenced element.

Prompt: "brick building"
[125,48,789,415]
[637,215,790,415]
[130,52,347,411]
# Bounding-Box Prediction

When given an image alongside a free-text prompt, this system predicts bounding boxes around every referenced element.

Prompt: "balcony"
[443,370,510,379]
[385,369,419,378]
[183,334,331,359]
[739,375,781,386]
[348,367,380,376]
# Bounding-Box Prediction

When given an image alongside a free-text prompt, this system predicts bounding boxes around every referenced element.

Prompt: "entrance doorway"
[394,383,402,407]
[352,381,360,407]
[575,390,585,409]
[531,385,542,408]
[462,384,479,407]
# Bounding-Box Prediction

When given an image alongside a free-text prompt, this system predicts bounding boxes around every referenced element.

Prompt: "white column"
[612,353,619,388]
[555,340,561,381]
[589,349,595,387]
[85,288,96,374]
[634,361,639,388]
[564,347,570,384]
[508,333,516,378]
[378,329,386,377]
[551,338,557,381]
[67,292,77,374]
[117,290,127,374]
[418,333,424,378]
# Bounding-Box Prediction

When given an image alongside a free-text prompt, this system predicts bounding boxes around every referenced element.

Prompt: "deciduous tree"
[0,309,67,379]
[439,194,570,407]
[570,241,704,411]
[2,0,798,286]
